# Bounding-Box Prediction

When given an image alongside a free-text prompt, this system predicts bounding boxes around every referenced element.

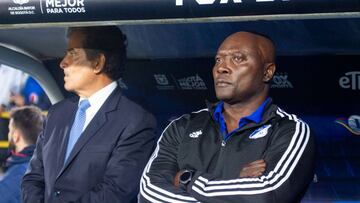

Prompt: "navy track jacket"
[140,101,315,203]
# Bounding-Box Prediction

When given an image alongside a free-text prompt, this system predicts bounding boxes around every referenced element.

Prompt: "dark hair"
[67,26,127,80]
[10,106,44,145]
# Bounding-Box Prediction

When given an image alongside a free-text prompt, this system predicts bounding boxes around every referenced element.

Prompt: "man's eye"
[70,51,76,56]
[233,56,243,62]
[215,57,221,63]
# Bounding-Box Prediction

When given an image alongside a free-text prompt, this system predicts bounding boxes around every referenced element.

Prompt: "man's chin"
[215,91,232,100]
[64,84,73,92]
[8,140,16,153]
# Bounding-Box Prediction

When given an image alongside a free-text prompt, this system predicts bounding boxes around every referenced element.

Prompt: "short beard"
[8,138,16,153]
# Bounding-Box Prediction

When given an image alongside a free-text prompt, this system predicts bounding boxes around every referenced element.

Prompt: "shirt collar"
[213,98,270,127]
[246,98,270,124]
[213,101,224,124]
[5,145,35,169]
[79,81,117,109]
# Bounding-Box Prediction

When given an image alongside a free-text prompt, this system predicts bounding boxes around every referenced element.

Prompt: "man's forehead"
[216,48,247,55]
[217,42,258,55]
[217,33,267,55]
[67,31,85,49]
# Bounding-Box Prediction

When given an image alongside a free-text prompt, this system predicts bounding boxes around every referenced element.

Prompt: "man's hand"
[239,159,266,178]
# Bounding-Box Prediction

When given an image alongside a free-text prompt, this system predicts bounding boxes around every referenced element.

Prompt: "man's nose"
[59,57,68,69]
[215,59,231,74]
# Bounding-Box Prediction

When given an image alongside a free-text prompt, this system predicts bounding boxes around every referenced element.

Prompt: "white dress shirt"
[79,81,117,132]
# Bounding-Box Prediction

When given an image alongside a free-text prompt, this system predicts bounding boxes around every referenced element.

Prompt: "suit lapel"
[55,98,78,176]
[56,87,122,180]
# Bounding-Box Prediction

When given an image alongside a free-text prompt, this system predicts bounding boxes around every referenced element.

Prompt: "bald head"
[213,31,276,105]
[220,31,276,64]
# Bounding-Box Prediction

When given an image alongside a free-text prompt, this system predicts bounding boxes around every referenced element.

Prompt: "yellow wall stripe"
[0,141,9,148]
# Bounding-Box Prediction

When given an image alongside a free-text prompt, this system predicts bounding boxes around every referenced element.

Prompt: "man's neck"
[77,77,113,98]
[222,95,268,132]
[15,142,28,153]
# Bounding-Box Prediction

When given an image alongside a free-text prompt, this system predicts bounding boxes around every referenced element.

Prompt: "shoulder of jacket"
[49,96,77,109]
[5,162,28,175]
[44,97,75,118]
[166,108,210,128]
[273,106,310,130]
[179,108,209,122]
[116,96,156,126]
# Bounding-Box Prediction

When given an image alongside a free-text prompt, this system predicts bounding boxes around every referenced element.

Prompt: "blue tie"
[65,99,91,162]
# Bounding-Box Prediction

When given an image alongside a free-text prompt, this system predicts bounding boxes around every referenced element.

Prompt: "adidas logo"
[189,130,202,138]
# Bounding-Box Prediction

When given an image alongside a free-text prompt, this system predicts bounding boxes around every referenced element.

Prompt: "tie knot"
[79,99,91,111]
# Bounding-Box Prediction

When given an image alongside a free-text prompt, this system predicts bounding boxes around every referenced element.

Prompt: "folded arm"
[187,118,315,203]
[139,117,199,203]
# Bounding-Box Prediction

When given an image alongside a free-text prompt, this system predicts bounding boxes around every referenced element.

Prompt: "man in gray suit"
[22,26,157,203]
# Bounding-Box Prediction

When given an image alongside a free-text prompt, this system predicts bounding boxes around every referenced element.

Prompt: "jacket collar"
[5,145,35,170]
[206,98,278,131]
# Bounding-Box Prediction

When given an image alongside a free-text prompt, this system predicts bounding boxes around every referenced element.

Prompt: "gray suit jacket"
[22,87,157,203]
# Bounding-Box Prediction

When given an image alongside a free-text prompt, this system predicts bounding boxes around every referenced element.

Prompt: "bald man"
[140,31,315,203]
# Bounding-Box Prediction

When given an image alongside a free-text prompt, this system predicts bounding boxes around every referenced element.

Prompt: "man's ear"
[12,129,21,143]
[93,53,106,74]
[263,63,276,82]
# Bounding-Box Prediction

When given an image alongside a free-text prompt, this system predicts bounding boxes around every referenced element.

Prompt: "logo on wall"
[335,115,360,136]
[154,74,175,90]
[339,71,360,90]
[154,74,169,85]
[13,0,29,5]
[271,72,293,88]
[154,74,208,91]
[8,0,36,15]
[118,78,128,90]
[41,0,86,14]
[28,92,39,104]
[177,74,207,90]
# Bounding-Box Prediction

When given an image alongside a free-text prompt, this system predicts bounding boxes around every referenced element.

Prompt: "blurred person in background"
[0,106,44,203]
[0,64,28,113]
[10,77,51,110]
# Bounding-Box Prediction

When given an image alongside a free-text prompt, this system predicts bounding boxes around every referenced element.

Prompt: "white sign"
[13,0,29,5]
[8,0,35,15]
[43,0,86,14]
